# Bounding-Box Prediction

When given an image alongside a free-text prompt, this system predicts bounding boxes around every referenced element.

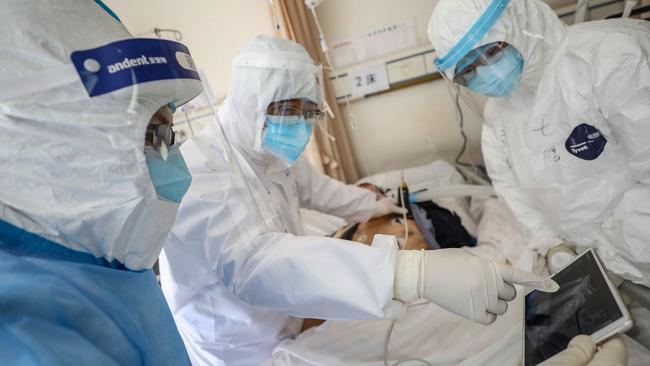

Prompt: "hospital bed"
[286,161,650,366]
[301,161,492,239]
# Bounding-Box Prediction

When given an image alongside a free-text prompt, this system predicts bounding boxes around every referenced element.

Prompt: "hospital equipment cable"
[382,176,432,366]
[398,172,409,249]
[449,83,473,168]
[383,306,432,366]
[453,90,471,168]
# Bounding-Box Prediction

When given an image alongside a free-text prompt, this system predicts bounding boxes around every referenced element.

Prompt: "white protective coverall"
[159,36,403,366]
[428,0,650,285]
[0,0,202,364]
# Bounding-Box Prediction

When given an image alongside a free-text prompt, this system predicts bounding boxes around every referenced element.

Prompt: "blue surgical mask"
[145,146,192,203]
[463,46,524,97]
[262,115,314,164]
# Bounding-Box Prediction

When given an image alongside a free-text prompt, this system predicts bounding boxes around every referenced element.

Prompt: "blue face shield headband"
[435,0,510,73]
[0,37,202,104]
[0,37,203,205]
[434,0,524,97]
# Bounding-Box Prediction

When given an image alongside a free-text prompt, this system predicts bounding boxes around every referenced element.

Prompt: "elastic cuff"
[393,250,423,302]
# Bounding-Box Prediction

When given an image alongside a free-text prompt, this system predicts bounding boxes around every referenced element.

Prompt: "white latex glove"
[546,242,578,274]
[394,248,559,324]
[544,335,628,366]
[371,197,408,218]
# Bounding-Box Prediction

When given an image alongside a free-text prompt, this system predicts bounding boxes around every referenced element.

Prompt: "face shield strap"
[434,0,510,73]
[0,38,202,105]
[233,53,321,74]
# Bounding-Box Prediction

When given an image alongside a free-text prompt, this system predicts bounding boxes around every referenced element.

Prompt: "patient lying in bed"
[286,189,555,365]
[284,163,650,366]
[347,214,428,250]
[283,191,650,366]
[337,183,475,251]
[301,183,477,331]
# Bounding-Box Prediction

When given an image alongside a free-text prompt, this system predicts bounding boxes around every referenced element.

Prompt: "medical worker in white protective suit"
[0,1,203,364]
[428,0,650,285]
[159,35,555,365]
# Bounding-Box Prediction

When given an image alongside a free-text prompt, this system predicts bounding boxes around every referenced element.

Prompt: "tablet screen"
[524,251,622,366]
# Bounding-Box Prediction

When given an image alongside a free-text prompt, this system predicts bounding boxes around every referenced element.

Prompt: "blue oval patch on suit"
[565,123,607,160]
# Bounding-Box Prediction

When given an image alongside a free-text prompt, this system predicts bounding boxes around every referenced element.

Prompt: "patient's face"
[352,214,428,250]
[353,183,428,250]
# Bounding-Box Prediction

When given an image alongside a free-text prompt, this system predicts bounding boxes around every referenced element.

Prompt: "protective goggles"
[453,41,515,86]
[266,98,325,125]
[145,104,177,150]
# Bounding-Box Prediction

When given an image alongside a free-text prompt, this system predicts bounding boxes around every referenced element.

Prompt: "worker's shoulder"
[563,19,650,58]
[552,19,649,83]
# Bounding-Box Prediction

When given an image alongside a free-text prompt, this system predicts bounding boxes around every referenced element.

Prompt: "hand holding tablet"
[524,249,633,366]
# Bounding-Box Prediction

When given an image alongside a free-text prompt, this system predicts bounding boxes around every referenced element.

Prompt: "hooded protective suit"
[0,0,201,364]
[159,36,402,366]
[428,0,650,285]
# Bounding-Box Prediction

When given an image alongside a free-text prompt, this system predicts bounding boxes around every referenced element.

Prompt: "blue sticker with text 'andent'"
[71,38,200,97]
[565,123,607,160]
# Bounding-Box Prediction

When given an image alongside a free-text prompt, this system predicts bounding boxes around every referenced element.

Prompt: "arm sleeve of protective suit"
[595,33,650,185]
[481,122,564,254]
[174,149,404,320]
[594,34,650,280]
[293,157,376,223]
[228,232,404,319]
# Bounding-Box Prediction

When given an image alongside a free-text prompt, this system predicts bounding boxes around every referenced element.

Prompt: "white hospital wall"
[101,0,636,179]
[313,0,636,178]
[314,0,486,178]
[102,0,273,100]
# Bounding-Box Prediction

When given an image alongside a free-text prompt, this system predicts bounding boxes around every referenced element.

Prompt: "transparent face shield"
[205,107,272,237]
[0,35,269,240]
[434,0,523,120]
[451,41,524,97]
[0,37,205,201]
[0,37,203,116]
[169,66,271,237]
